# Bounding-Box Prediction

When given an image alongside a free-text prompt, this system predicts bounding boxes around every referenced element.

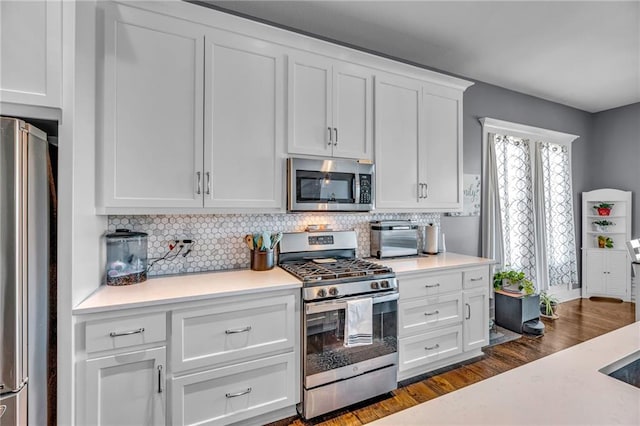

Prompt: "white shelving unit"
[581,189,632,301]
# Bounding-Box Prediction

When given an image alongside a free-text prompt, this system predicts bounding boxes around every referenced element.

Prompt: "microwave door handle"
[354,176,360,204]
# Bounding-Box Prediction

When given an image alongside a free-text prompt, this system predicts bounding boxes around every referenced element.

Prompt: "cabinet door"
[463,288,488,352]
[0,0,61,108]
[421,83,463,210]
[585,250,606,295]
[287,53,332,157]
[99,3,204,208]
[375,74,422,209]
[331,62,373,160]
[84,347,166,426]
[605,251,629,298]
[204,30,285,209]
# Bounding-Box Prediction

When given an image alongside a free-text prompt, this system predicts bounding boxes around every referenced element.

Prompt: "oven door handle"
[305,292,399,315]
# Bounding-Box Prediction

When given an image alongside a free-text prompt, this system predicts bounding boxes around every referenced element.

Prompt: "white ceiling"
[205,1,640,113]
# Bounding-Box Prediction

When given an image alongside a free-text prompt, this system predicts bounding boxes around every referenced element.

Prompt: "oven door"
[303,292,398,389]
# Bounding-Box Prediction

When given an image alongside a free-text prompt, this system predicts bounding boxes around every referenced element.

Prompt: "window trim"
[479,117,579,146]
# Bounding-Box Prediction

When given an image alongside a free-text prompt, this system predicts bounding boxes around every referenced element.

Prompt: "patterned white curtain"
[487,133,578,292]
[493,134,537,282]
[537,142,579,288]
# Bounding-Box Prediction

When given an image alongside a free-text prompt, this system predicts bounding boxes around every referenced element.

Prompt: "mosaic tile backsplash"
[108,213,440,276]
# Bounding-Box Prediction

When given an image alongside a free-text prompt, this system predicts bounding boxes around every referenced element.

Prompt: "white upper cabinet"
[375,74,422,210]
[288,52,373,160]
[203,30,285,209]
[98,2,204,209]
[422,83,463,210]
[0,0,62,108]
[375,73,466,212]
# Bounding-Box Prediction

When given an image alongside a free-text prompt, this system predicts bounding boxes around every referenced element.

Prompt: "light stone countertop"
[73,267,302,315]
[73,252,495,315]
[374,252,496,274]
[371,321,640,426]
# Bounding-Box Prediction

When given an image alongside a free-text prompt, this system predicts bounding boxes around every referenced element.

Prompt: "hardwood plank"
[267,299,635,426]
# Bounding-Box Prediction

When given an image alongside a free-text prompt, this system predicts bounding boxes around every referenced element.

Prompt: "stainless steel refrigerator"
[0,117,49,426]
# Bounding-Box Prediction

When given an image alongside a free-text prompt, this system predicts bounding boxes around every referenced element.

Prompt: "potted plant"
[592,220,615,232]
[493,269,536,295]
[597,235,614,248]
[593,202,614,216]
[539,291,559,319]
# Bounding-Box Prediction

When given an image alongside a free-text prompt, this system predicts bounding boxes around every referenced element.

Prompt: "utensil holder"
[250,249,274,271]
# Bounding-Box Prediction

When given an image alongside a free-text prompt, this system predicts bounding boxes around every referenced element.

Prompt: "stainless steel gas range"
[279,231,399,419]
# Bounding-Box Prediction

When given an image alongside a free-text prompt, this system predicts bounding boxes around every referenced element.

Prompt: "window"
[481,118,579,297]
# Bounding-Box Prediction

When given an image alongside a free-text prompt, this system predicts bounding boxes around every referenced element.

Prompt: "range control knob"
[370,281,380,289]
[316,288,327,298]
[380,280,390,288]
[329,287,339,296]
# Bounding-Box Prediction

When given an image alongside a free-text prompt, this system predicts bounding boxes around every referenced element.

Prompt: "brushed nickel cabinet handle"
[424,310,439,316]
[157,365,163,393]
[424,183,428,198]
[466,303,471,320]
[425,283,440,288]
[226,387,252,398]
[470,277,484,282]
[334,127,338,145]
[196,172,201,195]
[225,326,252,334]
[205,172,211,195]
[328,127,332,145]
[109,327,145,337]
[425,344,440,351]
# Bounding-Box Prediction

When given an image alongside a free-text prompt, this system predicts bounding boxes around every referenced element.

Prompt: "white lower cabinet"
[76,289,300,426]
[463,287,489,352]
[171,352,296,426]
[397,264,490,381]
[399,326,462,372]
[84,346,166,426]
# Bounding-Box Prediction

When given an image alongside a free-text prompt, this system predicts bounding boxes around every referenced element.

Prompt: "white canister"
[423,224,439,254]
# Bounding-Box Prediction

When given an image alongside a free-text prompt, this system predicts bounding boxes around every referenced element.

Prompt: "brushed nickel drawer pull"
[225,326,252,334]
[424,310,440,316]
[425,344,440,351]
[327,127,332,145]
[196,171,202,194]
[157,365,163,393]
[205,172,211,195]
[470,277,484,282]
[226,387,252,398]
[466,303,471,320]
[109,327,145,337]
[425,283,440,288]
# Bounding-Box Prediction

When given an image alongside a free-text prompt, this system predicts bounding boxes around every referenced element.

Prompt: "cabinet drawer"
[399,293,462,337]
[399,271,462,300]
[85,312,166,354]
[171,352,296,426]
[463,267,489,289]
[171,295,295,372]
[398,325,462,372]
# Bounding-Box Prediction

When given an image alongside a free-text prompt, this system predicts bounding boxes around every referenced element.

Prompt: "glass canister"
[105,229,148,286]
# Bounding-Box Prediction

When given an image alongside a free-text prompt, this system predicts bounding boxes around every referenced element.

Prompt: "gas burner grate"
[280,258,393,282]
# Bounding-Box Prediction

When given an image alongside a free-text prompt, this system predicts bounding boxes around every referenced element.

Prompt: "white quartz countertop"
[73,268,302,315]
[73,252,494,315]
[374,252,496,274]
[371,321,640,425]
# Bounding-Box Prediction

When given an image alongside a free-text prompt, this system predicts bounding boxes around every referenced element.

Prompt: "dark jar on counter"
[105,229,148,285]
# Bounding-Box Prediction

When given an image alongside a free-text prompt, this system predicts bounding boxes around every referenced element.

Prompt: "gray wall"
[442,81,593,264]
[588,103,640,237]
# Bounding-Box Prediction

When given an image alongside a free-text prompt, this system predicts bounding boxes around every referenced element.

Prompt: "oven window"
[305,299,397,378]
[296,170,354,203]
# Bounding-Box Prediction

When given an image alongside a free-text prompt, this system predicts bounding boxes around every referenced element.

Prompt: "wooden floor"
[270,298,636,426]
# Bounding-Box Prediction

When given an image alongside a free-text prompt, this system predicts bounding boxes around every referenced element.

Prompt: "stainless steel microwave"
[287,157,374,212]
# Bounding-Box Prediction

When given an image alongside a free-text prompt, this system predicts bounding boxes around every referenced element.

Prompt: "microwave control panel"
[359,174,372,204]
